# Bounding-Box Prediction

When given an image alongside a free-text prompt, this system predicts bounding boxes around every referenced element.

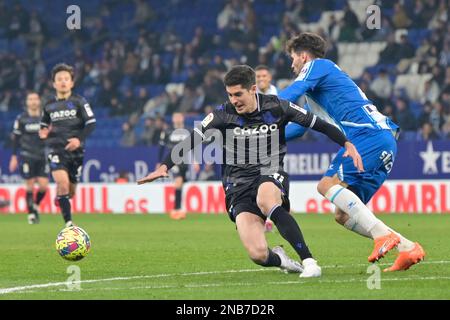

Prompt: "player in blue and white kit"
[280,33,425,272]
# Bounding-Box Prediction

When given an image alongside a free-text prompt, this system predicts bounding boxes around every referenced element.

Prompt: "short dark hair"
[224,65,256,90]
[255,65,271,72]
[51,63,75,81]
[286,33,326,58]
[26,91,39,97]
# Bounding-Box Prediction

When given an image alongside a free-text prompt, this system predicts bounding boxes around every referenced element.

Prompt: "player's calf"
[247,245,270,265]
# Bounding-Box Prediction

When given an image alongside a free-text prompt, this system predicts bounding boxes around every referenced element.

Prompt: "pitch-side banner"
[1,140,449,182]
[1,180,449,214]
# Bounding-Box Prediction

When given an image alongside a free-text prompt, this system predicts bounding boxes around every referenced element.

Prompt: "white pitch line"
[0,269,271,295]
[1,260,450,295]
[26,275,450,294]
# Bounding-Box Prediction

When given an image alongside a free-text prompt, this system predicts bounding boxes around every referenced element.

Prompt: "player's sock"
[57,195,72,223]
[325,185,390,239]
[174,188,182,210]
[387,228,416,252]
[26,190,34,213]
[343,215,372,238]
[35,190,46,205]
[269,205,313,260]
[255,249,282,267]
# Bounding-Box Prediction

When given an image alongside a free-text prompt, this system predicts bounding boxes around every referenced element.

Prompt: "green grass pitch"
[0,213,449,299]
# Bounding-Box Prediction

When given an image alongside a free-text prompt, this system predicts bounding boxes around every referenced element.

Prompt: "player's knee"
[317,180,328,197]
[256,183,281,215]
[56,183,69,195]
[317,178,337,197]
[256,196,277,216]
[248,245,269,265]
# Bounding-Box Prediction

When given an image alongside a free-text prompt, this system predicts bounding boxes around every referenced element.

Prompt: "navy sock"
[256,249,282,267]
[26,191,34,213]
[36,190,46,205]
[174,188,182,210]
[57,195,72,223]
[270,205,313,260]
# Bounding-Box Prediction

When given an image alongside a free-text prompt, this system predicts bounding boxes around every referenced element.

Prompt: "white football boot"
[299,258,322,278]
[65,220,74,227]
[28,213,38,224]
[272,246,304,273]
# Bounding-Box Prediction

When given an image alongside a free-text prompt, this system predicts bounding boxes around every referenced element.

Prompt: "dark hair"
[224,65,256,90]
[26,91,39,97]
[51,63,75,81]
[286,33,326,58]
[255,64,271,72]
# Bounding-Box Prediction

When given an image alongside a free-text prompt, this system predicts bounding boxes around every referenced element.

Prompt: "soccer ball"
[55,226,91,261]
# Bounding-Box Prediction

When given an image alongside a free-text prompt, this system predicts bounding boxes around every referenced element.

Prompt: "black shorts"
[225,171,290,223]
[171,164,188,181]
[20,157,49,179]
[47,149,84,184]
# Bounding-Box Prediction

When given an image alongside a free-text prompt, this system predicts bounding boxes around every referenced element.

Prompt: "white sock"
[325,185,390,239]
[343,215,372,239]
[387,228,415,252]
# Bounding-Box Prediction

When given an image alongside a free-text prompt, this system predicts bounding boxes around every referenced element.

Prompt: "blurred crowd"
[0,0,449,146]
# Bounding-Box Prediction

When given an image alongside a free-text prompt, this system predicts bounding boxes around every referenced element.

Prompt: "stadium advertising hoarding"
[1,180,449,214]
[1,141,450,183]
[1,140,449,214]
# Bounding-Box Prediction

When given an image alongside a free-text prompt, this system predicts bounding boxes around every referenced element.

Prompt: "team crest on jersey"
[201,113,214,128]
[289,102,307,114]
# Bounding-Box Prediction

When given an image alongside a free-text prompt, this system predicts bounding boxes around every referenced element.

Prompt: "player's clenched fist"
[39,127,49,139]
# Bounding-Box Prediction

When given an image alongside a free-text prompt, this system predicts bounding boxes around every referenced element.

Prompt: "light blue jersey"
[281,59,398,140]
[281,58,399,203]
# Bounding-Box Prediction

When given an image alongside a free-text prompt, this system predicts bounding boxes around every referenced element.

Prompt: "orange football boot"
[169,209,186,220]
[383,243,425,272]
[368,232,401,263]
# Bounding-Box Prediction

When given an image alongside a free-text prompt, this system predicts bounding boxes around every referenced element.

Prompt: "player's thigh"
[256,182,282,214]
[235,212,267,257]
[256,171,290,214]
[24,178,36,190]
[52,170,70,186]
[37,177,49,190]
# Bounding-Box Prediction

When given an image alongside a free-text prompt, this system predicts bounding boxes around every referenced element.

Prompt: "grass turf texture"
[0,213,449,299]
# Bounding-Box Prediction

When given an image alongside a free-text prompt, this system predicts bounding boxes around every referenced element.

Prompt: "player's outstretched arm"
[283,100,364,172]
[137,164,169,185]
[285,103,311,141]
